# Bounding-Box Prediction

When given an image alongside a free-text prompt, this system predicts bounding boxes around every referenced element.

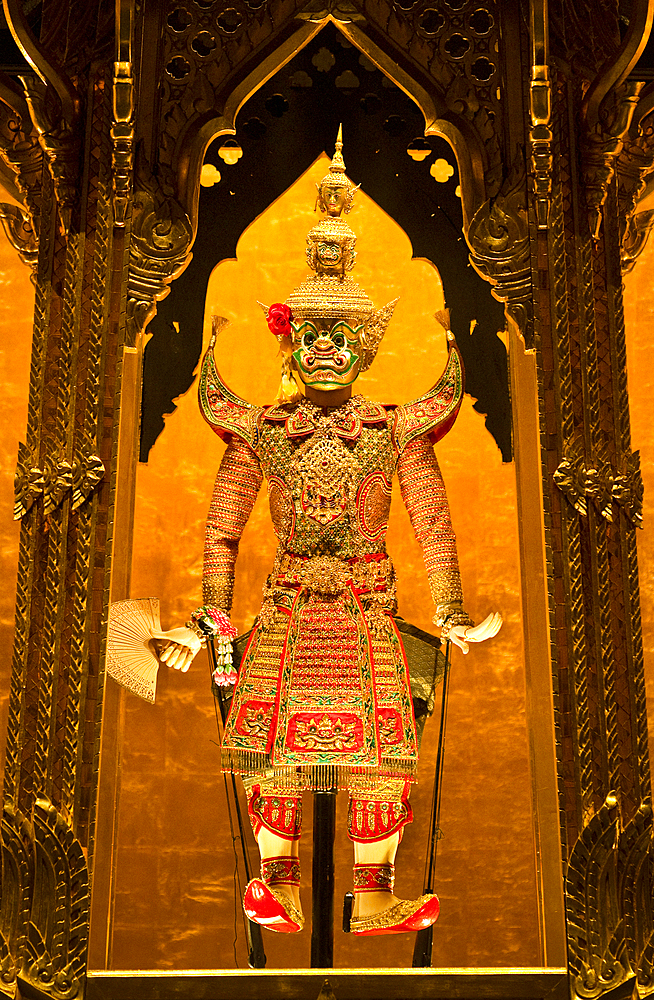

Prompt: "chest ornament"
[264,396,388,444]
[293,428,357,526]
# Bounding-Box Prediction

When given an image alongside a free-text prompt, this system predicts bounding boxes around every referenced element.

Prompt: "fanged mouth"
[303,353,348,372]
[305,367,354,383]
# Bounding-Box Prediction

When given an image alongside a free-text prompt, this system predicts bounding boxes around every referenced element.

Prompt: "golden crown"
[286,127,396,361]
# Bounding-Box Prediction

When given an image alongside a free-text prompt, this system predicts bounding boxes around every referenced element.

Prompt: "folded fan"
[106,598,173,703]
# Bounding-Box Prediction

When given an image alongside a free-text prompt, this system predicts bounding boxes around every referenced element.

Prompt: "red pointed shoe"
[243,878,305,933]
[349,893,440,936]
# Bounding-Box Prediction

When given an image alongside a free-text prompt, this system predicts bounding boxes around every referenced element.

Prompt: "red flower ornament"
[267,303,293,339]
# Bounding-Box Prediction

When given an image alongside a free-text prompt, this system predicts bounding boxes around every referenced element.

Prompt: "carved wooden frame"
[0,0,652,997]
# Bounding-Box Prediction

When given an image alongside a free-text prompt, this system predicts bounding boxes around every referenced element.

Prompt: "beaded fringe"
[220,747,417,792]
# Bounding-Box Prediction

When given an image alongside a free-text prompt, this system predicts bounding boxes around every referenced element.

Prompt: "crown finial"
[316,126,359,219]
[330,123,345,174]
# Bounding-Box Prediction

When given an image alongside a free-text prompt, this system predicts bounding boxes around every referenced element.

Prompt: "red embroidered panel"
[235,700,275,745]
[286,712,364,753]
[376,708,404,746]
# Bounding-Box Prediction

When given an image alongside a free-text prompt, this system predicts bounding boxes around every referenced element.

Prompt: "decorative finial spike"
[330,125,346,174]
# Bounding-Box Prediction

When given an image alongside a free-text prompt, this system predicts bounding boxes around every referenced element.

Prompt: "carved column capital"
[0,88,43,258]
[127,159,193,345]
[466,157,533,346]
[582,80,645,240]
[19,74,81,237]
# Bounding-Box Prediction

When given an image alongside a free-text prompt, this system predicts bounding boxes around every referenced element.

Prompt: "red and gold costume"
[198,342,465,799]
[187,130,481,935]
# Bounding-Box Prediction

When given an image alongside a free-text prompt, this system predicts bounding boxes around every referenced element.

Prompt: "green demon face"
[291,319,363,391]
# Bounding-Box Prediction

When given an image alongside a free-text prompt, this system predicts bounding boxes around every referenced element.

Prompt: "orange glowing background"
[115,155,539,969]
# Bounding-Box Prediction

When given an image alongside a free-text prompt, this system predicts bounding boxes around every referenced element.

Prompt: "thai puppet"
[159,130,502,936]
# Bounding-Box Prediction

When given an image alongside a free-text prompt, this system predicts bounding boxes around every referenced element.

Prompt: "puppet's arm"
[397,435,502,652]
[159,438,263,673]
[201,437,264,615]
[397,435,472,637]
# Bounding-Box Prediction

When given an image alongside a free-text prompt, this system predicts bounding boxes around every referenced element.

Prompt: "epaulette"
[198,341,264,451]
[391,340,464,454]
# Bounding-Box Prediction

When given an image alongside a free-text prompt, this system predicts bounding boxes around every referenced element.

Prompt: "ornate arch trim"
[172,15,489,239]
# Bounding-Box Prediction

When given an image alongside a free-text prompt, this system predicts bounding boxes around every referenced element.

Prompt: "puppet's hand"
[152,627,202,673]
[448,612,502,654]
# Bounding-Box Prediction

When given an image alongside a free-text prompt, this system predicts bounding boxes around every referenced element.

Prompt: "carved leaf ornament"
[554,437,643,526]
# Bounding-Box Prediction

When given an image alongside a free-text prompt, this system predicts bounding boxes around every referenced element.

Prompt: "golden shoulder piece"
[198,317,264,450]
[392,335,464,454]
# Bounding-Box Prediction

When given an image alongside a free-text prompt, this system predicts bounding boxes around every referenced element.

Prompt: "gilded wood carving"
[0,0,652,996]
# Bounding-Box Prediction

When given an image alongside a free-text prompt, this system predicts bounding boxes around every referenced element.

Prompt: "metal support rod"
[207,638,266,969]
[412,639,452,968]
[311,791,337,968]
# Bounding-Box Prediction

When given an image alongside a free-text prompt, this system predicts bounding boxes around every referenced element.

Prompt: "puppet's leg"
[242,782,304,932]
[347,785,440,935]
[347,786,411,919]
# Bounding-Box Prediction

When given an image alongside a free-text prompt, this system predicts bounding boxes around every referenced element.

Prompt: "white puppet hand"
[448,612,503,654]
[151,626,202,673]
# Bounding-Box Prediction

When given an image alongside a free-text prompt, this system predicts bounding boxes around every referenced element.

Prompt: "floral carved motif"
[14,441,104,520]
[554,437,643,526]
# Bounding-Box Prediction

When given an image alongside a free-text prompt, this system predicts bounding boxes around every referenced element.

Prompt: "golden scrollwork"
[579,0,654,239]
[466,155,533,345]
[0,82,43,259]
[3,0,80,236]
[18,74,80,237]
[566,794,631,1000]
[127,153,193,345]
[0,798,88,1000]
[0,203,38,270]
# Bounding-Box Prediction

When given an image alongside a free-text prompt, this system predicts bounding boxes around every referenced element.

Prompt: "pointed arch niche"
[88,15,566,992]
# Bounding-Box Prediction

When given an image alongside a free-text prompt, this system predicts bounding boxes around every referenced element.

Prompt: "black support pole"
[311,790,337,968]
